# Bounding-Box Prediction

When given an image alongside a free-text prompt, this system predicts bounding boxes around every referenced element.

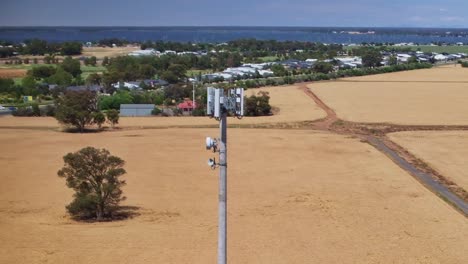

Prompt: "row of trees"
[5,39,83,56]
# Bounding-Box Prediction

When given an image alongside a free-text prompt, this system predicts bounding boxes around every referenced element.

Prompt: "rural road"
[299,83,468,216]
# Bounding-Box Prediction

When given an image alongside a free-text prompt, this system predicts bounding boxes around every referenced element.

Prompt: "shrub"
[12,107,34,117]
[151,107,162,115]
[245,91,272,116]
[461,61,468,68]
[106,109,119,128]
[42,105,56,116]
[93,112,106,129]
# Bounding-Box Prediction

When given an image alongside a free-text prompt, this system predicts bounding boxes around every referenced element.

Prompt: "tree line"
[0,39,83,57]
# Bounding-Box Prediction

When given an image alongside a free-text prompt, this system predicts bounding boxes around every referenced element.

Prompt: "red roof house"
[177,99,196,113]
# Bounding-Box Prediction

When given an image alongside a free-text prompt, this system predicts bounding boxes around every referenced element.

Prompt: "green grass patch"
[410,45,468,54]
[186,69,211,77]
[81,65,106,73]
[345,45,468,54]
[0,64,58,70]
[258,56,279,62]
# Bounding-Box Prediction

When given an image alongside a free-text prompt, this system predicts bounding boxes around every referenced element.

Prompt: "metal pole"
[218,112,227,264]
[192,82,196,116]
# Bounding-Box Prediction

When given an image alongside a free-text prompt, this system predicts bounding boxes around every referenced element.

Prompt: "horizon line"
[1,25,468,29]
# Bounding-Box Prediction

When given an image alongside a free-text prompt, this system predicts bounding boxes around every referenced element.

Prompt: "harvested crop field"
[0,85,325,129]
[0,128,467,264]
[81,46,140,59]
[389,131,468,191]
[0,68,27,78]
[309,65,468,125]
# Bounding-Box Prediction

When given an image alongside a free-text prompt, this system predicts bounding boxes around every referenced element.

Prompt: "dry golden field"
[0,68,27,78]
[0,128,467,264]
[389,131,468,191]
[81,46,140,59]
[0,85,326,129]
[309,65,468,125]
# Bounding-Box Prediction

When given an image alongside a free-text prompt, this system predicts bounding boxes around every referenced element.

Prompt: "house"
[120,104,155,117]
[112,82,142,90]
[177,99,196,115]
[129,49,158,57]
[143,79,169,88]
[66,85,101,92]
[433,54,448,61]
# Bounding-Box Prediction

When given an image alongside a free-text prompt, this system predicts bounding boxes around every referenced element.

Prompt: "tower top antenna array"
[207,87,244,119]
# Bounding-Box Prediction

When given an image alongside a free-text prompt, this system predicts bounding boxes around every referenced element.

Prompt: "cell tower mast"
[205,87,244,264]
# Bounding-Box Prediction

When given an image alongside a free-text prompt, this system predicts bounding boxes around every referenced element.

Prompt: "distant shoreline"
[1,26,468,44]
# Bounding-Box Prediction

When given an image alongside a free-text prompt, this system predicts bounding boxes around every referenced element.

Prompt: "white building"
[129,49,159,57]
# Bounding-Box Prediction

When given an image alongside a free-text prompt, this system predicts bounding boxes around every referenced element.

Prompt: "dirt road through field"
[297,82,468,215]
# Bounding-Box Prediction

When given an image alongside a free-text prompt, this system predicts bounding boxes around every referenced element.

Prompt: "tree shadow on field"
[71,205,141,223]
[61,126,121,134]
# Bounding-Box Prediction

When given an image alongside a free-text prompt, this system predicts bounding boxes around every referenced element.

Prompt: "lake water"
[1,27,468,44]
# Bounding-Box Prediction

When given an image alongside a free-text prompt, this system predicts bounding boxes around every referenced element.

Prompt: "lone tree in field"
[55,90,97,132]
[58,147,127,221]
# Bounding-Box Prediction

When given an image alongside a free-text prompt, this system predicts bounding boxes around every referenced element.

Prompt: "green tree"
[55,90,98,132]
[61,42,83,56]
[408,56,418,64]
[61,56,82,77]
[29,65,56,79]
[21,75,37,91]
[245,91,272,116]
[139,64,156,79]
[86,73,102,85]
[47,67,73,86]
[362,49,382,68]
[57,147,126,221]
[313,62,333,74]
[167,64,187,79]
[106,109,119,128]
[99,90,133,110]
[24,39,48,55]
[102,56,109,66]
[93,112,106,129]
[270,64,287,76]
[389,55,398,66]
[84,56,97,66]
[43,55,53,64]
[31,103,41,116]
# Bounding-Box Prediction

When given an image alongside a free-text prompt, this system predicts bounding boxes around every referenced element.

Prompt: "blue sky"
[1,0,468,27]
